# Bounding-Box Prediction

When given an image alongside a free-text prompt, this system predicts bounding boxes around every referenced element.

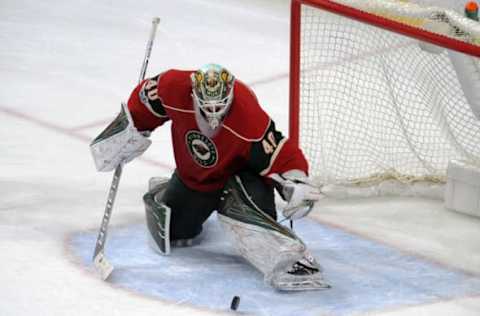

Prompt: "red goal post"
[289,0,480,195]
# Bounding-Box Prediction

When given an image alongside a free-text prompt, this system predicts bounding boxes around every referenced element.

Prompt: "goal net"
[290,0,480,197]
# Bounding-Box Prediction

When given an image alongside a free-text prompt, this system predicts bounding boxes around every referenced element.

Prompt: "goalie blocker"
[143,169,330,291]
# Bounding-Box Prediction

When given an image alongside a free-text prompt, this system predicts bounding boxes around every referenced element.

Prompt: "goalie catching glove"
[90,103,151,172]
[270,170,324,220]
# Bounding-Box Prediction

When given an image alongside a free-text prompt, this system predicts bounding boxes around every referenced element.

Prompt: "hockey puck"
[230,295,240,311]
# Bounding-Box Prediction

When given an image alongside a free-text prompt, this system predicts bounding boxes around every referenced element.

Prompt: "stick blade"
[93,252,114,280]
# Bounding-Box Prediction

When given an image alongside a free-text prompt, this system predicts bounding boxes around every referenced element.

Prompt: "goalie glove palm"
[270,172,324,221]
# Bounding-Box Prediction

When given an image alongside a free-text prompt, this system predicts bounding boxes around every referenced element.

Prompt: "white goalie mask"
[191,64,235,130]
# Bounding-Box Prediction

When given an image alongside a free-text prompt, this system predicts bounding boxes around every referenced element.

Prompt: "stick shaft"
[139,17,160,83]
[92,17,160,273]
[93,164,123,258]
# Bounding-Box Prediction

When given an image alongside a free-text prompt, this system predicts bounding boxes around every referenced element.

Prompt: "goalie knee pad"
[218,175,330,290]
[143,177,172,255]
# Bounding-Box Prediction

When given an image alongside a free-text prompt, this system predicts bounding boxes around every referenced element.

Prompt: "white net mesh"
[297,0,480,194]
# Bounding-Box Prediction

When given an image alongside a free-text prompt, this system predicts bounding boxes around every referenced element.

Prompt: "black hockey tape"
[230,295,240,311]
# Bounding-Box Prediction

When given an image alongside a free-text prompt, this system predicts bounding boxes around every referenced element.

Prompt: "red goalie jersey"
[127,69,308,192]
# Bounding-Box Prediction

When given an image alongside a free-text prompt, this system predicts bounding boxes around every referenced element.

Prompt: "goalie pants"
[161,169,276,241]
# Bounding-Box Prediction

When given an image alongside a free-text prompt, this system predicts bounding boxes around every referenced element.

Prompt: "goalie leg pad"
[144,178,171,255]
[217,213,305,278]
[145,173,222,253]
[218,175,329,291]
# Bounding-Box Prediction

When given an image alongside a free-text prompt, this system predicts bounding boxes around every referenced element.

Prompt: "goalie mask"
[191,64,235,129]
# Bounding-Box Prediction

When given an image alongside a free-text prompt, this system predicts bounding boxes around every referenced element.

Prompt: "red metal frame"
[289,0,480,147]
[289,0,302,147]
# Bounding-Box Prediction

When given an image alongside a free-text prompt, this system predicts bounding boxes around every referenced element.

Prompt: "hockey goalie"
[90,63,330,291]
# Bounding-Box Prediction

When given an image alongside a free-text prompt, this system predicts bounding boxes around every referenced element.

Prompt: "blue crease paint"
[70,216,480,316]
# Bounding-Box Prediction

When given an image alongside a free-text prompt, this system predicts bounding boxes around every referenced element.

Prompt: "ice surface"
[69,216,480,315]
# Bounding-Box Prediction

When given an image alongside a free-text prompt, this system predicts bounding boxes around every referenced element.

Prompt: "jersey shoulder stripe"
[245,120,287,175]
[139,74,168,118]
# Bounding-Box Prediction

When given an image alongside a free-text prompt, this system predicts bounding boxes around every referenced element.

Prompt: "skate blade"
[274,280,331,291]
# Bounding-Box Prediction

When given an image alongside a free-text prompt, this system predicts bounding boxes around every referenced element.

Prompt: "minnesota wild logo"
[185,131,218,168]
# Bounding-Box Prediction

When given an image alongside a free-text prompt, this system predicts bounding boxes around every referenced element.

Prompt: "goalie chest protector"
[156,70,271,193]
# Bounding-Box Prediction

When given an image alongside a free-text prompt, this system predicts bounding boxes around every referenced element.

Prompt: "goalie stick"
[92,17,160,280]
